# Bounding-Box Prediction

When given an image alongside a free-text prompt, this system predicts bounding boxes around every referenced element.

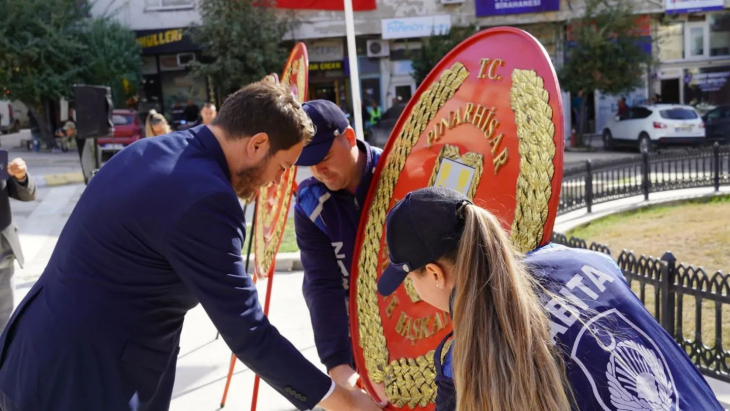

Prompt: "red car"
[97,109,142,150]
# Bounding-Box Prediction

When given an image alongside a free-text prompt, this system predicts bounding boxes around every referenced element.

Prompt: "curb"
[554,187,730,234]
[35,172,85,188]
[564,147,598,153]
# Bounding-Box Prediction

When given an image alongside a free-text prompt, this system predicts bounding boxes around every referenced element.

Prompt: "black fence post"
[642,151,650,200]
[585,160,593,213]
[713,142,720,192]
[660,251,677,338]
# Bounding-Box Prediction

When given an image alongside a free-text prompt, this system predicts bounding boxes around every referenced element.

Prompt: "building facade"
[90,0,208,117]
[91,0,730,131]
[655,4,730,112]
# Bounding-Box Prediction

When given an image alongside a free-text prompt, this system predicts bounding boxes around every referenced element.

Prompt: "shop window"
[675,13,730,60]
[159,54,187,72]
[141,55,158,75]
[687,22,706,58]
[358,56,380,76]
[684,66,730,111]
[394,85,412,103]
[709,12,730,57]
[659,22,684,61]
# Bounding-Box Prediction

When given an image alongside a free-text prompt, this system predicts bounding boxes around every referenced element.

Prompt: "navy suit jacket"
[0,126,331,411]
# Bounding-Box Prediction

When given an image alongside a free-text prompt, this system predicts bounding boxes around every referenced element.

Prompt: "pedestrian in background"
[0,156,35,333]
[179,103,217,130]
[183,99,200,124]
[145,110,172,137]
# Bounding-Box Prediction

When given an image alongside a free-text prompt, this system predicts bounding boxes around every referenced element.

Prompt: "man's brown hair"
[212,81,313,153]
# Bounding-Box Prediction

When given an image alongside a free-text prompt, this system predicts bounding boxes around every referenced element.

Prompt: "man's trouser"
[0,251,15,334]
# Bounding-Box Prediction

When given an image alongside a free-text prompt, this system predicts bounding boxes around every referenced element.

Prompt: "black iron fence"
[552,233,730,383]
[559,143,730,215]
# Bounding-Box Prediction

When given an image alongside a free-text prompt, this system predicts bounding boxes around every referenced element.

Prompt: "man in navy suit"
[0,82,380,411]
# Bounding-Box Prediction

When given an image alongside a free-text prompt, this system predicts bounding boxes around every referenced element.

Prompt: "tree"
[0,0,87,142]
[411,25,478,85]
[77,18,142,109]
[559,0,653,144]
[190,0,291,97]
[0,0,141,143]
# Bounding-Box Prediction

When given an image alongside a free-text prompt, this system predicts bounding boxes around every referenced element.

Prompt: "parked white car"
[0,101,14,134]
[10,101,29,129]
[0,100,23,134]
[602,104,706,152]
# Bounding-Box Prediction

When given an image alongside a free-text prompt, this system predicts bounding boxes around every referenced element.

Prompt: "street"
[563,134,641,166]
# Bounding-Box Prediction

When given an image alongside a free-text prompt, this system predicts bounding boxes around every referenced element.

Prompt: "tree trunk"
[578,95,588,147]
[27,103,54,149]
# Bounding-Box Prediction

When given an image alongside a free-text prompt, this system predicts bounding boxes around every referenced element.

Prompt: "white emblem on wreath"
[605,340,675,411]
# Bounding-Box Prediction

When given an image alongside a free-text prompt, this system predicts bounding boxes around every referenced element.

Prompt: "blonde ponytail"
[451,205,573,411]
[145,109,171,137]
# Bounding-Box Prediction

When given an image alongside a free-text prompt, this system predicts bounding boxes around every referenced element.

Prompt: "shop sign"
[308,39,345,63]
[309,61,344,71]
[475,0,559,16]
[381,15,451,40]
[665,0,723,14]
[135,28,198,55]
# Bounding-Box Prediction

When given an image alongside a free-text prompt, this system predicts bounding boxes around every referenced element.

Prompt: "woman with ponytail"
[145,109,172,137]
[378,187,722,411]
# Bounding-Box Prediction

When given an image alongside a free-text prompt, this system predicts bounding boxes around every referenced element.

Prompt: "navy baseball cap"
[377,187,472,297]
[295,100,350,167]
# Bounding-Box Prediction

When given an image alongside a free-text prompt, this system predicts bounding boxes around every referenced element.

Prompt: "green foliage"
[0,0,87,110]
[410,25,478,85]
[559,0,653,96]
[0,0,141,139]
[78,18,142,108]
[190,0,291,96]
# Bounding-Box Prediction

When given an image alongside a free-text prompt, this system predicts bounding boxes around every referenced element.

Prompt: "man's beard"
[233,157,268,199]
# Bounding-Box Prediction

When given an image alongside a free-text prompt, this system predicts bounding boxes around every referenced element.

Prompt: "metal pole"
[642,151,650,201]
[585,160,593,214]
[660,251,677,338]
[344,0,364,140]
[250,265,276,411]
[713,142,720,192]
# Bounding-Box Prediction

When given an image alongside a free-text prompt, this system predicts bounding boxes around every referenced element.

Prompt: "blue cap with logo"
[295,99,350,167]
[377,187,473,297]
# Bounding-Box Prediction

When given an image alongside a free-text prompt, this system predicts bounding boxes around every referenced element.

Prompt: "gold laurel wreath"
[355,63,469,407]
[508,69,555,253]
[355,64,556,407]
[255,169,296,276]
[254,53,306,276]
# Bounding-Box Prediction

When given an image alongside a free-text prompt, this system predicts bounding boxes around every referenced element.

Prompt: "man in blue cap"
[294,100,386,402]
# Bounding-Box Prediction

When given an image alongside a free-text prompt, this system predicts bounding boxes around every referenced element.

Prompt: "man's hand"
[8,158,27,181]
[318,383,382,411]
[370,382,388,406]
[329,365,388,407]
[329,364,360,391]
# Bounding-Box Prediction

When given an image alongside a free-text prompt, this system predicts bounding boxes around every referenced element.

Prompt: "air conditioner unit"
[177,52,196,67]
[441,0,464,3]
[367,40,390,58]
